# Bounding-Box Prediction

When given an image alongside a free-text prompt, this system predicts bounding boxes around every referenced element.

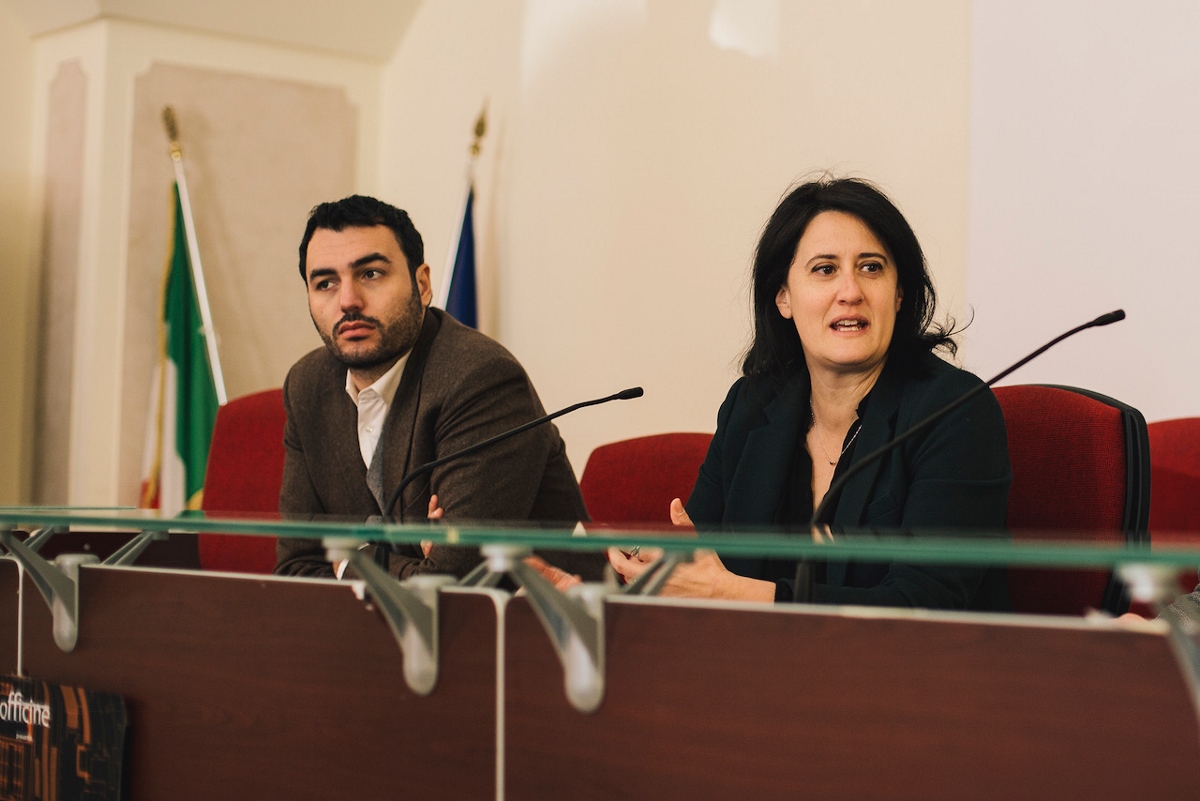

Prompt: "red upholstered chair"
[1146,418,1200,598]
[993,385,1150,615]
[1147,418,1200,535]
[579,433,713,525]
[198,388,286,574]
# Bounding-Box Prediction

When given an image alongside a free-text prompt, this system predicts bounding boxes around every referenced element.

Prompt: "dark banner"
[0,676,126,800]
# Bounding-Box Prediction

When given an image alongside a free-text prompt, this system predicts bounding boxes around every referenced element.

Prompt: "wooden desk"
[0,559,17,676]
[7,558,1200,800]
[20,566,499,800]
[504,596,1200,800]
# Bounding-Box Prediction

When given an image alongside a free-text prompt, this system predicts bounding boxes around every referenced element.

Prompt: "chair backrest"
[1143,417,1200,605]
[579,433,713,525]
[199,388,286,574]
[1147,417,1200,535]
[993,384,1150,615]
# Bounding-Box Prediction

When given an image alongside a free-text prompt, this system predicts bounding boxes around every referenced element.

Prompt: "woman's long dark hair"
[741,177,955,379]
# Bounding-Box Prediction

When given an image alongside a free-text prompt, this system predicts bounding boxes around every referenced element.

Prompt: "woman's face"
[775,210,903,378]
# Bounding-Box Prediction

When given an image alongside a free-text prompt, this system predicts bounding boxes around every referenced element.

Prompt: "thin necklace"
[809,404,862,466]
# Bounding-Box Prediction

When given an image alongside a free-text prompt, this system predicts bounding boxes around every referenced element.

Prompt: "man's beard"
[318,290,423,371]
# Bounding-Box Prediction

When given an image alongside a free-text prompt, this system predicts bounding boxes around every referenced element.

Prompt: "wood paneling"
[21,568,497,800]
[505,598,1200,800]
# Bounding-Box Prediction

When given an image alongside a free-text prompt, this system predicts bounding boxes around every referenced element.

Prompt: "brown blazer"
[274,308,595,580]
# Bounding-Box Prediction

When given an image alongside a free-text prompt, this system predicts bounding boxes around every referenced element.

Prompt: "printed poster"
[0,676,126,800]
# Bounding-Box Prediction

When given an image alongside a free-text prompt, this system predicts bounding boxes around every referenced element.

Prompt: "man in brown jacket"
[274,195,594,580]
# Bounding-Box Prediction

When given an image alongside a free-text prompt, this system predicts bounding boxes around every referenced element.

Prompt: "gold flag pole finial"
[470,102,488,158]
[162,106,182,162]
[438,103,488,310]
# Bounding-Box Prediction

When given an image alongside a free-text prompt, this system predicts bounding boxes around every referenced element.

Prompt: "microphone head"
[1093,309,1126,326]
[616,387,645,400]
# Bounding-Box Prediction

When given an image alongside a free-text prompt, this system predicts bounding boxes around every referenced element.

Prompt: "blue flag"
[444,187,478,328]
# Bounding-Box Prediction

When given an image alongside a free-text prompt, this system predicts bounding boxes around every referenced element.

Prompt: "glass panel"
[1,506,1198,572]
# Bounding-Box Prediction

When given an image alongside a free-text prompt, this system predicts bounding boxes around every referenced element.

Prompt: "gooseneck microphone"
[382,386,644,521]
[795,309,1126,601]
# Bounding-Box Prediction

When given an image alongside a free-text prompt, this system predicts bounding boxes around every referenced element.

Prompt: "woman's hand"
[606,546,710,595]
[606,544,660,584]
[670,497,694,529]
[604,497,691,583]
[606,497,772,601]
[607,547,774,601]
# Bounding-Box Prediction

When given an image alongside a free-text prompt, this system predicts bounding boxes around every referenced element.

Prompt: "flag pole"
[438,102,488,308]
[161,106,228,405]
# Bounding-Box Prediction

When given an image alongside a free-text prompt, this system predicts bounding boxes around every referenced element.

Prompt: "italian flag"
[139,184,219,513]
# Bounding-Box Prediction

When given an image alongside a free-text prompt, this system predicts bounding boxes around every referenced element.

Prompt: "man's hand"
[421,494,444,557]
[524,555,582,591]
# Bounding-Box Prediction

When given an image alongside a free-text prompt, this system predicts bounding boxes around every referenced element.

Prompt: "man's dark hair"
[741,177,956,379]
[298,195,424,281]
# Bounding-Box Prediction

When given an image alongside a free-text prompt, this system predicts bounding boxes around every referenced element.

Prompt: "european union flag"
[444,186,477,328]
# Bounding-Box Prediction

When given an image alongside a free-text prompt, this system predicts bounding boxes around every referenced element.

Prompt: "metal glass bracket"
[325,537,454,696]
[10,524,164,566]
[0,530,98,652]
[474,544,607,713]
[459,556,505,589]
[22,526,67,553]
[1118,562,1200,720]
[104,530,168,566]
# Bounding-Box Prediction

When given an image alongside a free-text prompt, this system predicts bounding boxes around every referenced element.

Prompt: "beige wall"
[119,62,360,504]
[4,1,1193,508]
[15,18,380,504]
[31,60,86,505]
[381,0,972,477]
[4,0,975,502]
[0,3,36,503]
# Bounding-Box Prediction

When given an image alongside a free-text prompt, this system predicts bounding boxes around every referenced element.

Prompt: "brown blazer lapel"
[380,309,442,519]
[303,359,376,514]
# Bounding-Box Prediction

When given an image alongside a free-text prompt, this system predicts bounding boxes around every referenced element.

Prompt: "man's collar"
[345,352,409,405]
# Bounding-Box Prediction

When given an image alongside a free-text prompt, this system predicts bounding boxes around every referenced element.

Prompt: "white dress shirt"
[345,353,409,467]
[337,354,409,578]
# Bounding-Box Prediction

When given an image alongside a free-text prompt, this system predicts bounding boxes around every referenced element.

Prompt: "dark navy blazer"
[687,352,1012,609]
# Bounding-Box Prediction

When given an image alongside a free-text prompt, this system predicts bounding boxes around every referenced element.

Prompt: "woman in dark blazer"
[609,178,1011,609]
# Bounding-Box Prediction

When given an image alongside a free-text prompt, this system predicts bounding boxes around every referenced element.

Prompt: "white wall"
[383,0,973,476]
[968,0,1200,422]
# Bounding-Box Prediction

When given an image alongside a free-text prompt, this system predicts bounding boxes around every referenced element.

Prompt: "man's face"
[305,225,432,384]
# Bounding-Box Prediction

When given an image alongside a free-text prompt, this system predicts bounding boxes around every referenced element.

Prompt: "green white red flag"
[139,184,219,513]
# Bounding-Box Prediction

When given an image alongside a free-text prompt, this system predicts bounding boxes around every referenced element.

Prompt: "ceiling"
[2,0,423,61]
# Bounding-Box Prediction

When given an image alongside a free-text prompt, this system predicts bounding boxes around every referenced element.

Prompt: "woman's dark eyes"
[812,261,884,275]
